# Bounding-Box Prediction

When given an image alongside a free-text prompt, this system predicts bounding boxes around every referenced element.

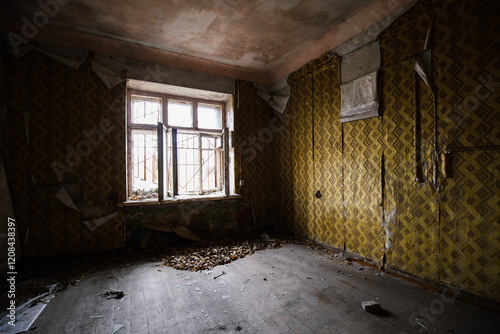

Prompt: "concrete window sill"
[118,193,242,207]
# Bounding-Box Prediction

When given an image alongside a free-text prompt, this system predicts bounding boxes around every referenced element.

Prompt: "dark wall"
[0,52,267,259]
[1,51,126,258]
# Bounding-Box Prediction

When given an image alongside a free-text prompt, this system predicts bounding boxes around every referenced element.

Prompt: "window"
[127,90,229,201]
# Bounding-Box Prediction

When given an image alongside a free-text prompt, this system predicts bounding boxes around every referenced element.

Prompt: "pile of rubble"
[157,235,296,271]
[128,188,158,201]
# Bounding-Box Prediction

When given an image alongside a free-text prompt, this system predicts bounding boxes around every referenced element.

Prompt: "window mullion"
[198,133,202,194]
[172,128,178,196]
[223,127,229,196]
[162,97,168,125]
[193,101,198,129]
[157,122,164,201]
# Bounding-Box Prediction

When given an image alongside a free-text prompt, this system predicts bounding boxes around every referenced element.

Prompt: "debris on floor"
[111,324,124,334]
[99,289,125,300]
[58,268,96,291]
[362,300,382,313]
[240,278,252,292]
[157,237,290,271]
[414,318,429,330]
[213,271,226,279]
[0,283,58,334]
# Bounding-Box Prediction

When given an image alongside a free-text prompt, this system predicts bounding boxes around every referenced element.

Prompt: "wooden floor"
[26,244,499,334]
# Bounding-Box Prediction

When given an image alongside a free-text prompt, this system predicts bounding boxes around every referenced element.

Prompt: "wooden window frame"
[127,89,228,200]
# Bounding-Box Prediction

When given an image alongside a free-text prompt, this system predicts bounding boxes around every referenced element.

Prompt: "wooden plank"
[232,253,336,334]
[29,278,81,333]
[255,245,391,333]
[108,266,132,334]
[142,266,184,333]
[24,243,500,334]
[161,270,215,333]
[128,263,150,334]
[76,270,109,334]
[92,272,120,334]
[216,259,309,334]
[196,267,275,333]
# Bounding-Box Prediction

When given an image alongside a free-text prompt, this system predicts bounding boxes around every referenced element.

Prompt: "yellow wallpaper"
[1,0,498,303]
[312,60,343,247]
[433,0,500,300]
[278,0,500,302]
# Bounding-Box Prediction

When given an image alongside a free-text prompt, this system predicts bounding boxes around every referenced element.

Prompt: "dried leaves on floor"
[156,237,292,271]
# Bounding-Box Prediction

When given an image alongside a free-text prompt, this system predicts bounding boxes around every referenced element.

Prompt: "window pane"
[201,135,220,191]
[198,103,222,130]
[167,129,173,196]
[177,133,200,193]
[130,130,158,199]
[168,100,193,128]
[131,96,161,125]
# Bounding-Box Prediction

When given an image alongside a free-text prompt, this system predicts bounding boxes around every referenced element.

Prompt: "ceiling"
[0,0,416,84]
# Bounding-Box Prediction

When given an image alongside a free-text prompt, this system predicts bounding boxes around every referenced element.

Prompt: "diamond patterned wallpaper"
[0,0,498,303]
[433,0,500,300]
[1,51,125,258]
[277,0,500,302]
[312,59,343,247]
[234,80,278,229]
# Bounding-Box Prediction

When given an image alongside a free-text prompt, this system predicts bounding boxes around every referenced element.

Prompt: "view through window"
[127,90,227,201]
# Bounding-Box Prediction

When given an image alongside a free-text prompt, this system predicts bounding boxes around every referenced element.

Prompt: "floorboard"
[25,243,499,334]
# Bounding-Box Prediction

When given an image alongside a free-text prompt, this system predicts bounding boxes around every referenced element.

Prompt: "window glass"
[168,100,193,128]
[201,136,218,190]
[128,91,228,200]
[131,130,158,198]
[177,132,200,193]
[198,103,222,130]
[131,96,161,125]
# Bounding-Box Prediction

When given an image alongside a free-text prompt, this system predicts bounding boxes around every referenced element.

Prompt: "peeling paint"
[382,206,397,250]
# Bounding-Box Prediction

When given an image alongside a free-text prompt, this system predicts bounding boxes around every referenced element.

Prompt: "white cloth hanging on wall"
[339,40,380,123]
[340,71,379,123]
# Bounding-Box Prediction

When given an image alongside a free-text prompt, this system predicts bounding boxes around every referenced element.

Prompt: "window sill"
[118,193,242,207]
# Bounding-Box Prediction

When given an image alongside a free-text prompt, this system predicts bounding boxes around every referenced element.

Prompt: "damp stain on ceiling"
[0,0,416,83]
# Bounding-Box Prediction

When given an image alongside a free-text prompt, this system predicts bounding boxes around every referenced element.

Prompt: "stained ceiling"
[0,0,416,84]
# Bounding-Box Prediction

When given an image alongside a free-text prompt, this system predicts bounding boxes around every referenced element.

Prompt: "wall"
[1,51,126,258]
[126,199,253,249]
[277,0,499,302]
[1,0,497,303]
[0,51,271,259]
[233,80,279,230]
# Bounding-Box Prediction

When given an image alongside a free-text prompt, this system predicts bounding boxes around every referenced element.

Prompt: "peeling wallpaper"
[0,0,498,304]
[1,52,126,258]
[275,0,499,302]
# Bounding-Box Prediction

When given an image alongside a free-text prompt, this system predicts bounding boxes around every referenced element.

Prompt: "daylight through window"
[127,90,228,201]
